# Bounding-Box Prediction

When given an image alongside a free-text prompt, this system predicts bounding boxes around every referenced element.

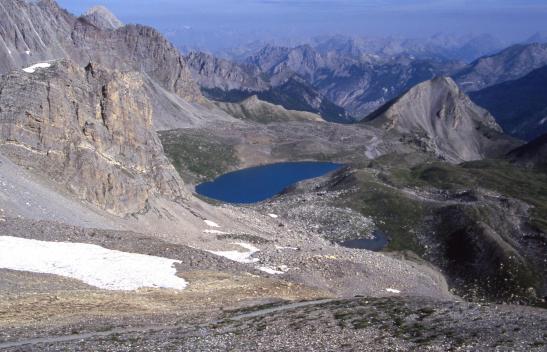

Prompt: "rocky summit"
[82,5,124,31]
[364,76,519,162]
[0,0,201,102]
[0,1,545,351]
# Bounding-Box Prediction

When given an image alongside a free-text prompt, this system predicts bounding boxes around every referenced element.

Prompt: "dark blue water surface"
[196,162,343,204]
[339,230,390,252]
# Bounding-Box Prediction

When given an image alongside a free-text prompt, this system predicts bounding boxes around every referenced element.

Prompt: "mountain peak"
[364,76,515,162]
[423,76,461,93]
[82,5,123,30]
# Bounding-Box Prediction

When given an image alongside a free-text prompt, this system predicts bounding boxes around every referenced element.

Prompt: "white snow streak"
[0,236,187,291]
[268,214,279,219]
[22,62,51,73]
[208,242,260,264]
[258,266,284,275]
[258,265,289,275]
[203,229,229,235]
[275,245,299,251]
[386,288,401,294]
[204,220,221,228]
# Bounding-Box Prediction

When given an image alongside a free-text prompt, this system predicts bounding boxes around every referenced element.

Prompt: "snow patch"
[268,213,279,219]
[0,236,187,291]
[204,220,220,228]
[386,288,401,294]
[258,266,287,275]
[23,62,51,73]
[25,50,31,55]
[275,245,299,251]
[203,229,229,235]
[208,242,260,264]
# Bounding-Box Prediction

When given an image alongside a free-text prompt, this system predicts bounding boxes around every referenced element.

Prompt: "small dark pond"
[339,230,390,252]
[196,162,343,204]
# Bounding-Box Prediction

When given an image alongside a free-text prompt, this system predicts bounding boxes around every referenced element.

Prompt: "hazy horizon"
[57,0,547,51]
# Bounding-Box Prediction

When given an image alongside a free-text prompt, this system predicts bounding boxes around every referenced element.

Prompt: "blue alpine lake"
[196,162,343,204]
[339,230,390,252]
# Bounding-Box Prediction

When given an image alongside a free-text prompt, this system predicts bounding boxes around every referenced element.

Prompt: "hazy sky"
[57,0,547,50]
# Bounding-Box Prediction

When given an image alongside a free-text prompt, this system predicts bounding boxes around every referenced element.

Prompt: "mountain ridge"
[454,43,547,92]
[364,76,519,162]
[0,0,202,102]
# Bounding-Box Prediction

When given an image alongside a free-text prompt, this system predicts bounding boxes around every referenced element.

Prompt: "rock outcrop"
[81,5,123,30]
[364,77,519,162]
[0,0,201,102]
[0,60,186,216]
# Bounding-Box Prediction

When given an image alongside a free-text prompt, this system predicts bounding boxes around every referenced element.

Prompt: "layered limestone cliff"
[0,60,186,216]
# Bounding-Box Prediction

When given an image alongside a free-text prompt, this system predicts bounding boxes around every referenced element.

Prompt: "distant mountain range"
[188,43,464,122]
[180,33,511,64]
[186,37,547,145]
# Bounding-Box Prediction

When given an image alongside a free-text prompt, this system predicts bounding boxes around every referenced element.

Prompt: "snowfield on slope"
[0,236,187,291]
[22,62,51,73]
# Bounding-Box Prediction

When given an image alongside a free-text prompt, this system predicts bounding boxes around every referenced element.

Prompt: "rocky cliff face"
[0,0,201,102]
[364,77,519,162]
[0,60,186,216]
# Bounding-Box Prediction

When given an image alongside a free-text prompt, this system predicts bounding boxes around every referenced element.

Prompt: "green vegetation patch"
[408,160,547,234]
[335,169,429,254]
[159,130,240,183]
[338,155,547,254]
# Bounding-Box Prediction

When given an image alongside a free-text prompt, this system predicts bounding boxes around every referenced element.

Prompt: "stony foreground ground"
[1,297,545,351]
